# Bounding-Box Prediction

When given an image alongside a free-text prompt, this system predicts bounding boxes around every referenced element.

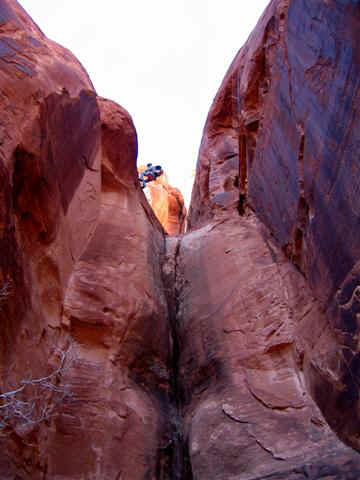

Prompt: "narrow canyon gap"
[1,0,360,479]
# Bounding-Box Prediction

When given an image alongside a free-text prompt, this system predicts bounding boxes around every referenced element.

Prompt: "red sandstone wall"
[188,0,360,455]
[1,0,360,478]
[0,2,173,478]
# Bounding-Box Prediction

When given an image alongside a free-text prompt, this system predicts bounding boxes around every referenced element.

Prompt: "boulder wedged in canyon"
[139,166,187,235]
[188,0,360,455]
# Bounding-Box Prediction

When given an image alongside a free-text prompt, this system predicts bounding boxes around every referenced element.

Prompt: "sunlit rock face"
[139,166,187,235]
[188,0,360,465]
[1,0,360,479]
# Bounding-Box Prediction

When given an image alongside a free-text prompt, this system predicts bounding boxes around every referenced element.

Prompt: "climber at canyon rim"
[139,163,164,189]
[0,0,360,479]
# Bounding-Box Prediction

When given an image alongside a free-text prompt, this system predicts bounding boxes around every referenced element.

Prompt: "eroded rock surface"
[0,7,102,477]
[1,0,360,479]
[169,216,360,479]
[0,2,174,479]
[189,0,360,454]
[52,98,174,480]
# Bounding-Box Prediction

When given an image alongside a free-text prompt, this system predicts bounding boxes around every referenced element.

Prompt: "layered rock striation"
[1,0,360,479]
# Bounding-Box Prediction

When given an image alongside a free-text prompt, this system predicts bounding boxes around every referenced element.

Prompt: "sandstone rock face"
[0,2,174,479]
[0,0,100,329]
[188,0,360,454]
[51,99,174,480]
[139,167,187,235]
[0,0,100,475]
[170,217,360,479]
[1,0,360,479]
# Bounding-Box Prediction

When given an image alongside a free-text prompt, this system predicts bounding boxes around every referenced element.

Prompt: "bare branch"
[0,345,74,435]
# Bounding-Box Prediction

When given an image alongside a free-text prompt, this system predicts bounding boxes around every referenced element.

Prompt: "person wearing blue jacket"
[139,163,163,189]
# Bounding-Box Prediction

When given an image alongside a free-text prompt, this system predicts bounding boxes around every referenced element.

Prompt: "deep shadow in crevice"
[162,238,193,480]
[12,146,60,246]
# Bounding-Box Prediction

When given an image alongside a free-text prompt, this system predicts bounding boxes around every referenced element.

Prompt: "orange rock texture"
[138,166,187,235]
[1,0,360,479]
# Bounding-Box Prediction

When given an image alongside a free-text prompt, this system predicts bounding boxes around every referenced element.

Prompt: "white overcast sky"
[20,0,269,204]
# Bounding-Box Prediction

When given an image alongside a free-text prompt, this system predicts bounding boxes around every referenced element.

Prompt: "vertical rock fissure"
[236,21,273,218]
[285,129,310,273]
[163,235,193,480]
[238,133,247,215]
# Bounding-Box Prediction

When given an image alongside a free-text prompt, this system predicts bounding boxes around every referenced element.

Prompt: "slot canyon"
[1,0,360,478]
